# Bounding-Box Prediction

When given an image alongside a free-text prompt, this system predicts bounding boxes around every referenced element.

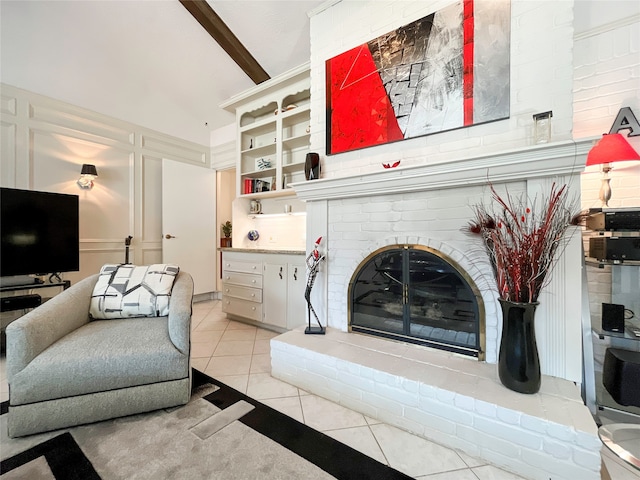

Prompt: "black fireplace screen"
[349,246,484,358]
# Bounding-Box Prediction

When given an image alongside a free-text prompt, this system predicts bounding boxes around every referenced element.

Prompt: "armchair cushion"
[90,264,179,319]
[9,317,188,405]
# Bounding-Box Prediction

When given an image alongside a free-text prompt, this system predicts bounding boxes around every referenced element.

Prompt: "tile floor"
[1,299,638,479]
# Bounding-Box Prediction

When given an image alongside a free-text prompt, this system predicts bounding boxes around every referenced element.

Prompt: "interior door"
[162,159,216,295]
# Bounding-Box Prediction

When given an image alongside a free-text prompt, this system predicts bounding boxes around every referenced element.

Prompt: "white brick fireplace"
[271,140,602,480]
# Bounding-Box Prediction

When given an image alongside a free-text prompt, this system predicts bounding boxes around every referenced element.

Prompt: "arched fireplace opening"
[348,245,485,359]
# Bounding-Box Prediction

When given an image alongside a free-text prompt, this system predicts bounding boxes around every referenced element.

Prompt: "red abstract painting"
[326,0,510,155]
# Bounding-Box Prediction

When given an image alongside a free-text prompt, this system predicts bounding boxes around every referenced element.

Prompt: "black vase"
[498,299,541,394]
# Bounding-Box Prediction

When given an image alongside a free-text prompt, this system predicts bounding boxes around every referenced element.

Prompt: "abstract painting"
[326,0,510,155]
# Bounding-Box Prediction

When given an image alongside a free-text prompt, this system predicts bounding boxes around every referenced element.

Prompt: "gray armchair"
[6,271,193,437]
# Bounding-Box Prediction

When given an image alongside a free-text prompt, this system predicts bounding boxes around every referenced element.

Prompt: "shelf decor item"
[305,153,320,180]
[305,236,326,335]
[220,221,232,248]
[247,230,259,242]
[466,183,583,394]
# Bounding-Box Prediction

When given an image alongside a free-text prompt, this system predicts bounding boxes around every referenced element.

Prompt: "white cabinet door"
[287,262,307,329]
[263,262,287,328]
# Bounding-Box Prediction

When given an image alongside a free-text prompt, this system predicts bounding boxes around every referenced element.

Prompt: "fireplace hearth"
[349,245,485,359]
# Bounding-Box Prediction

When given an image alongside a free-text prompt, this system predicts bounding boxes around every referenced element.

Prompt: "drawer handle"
[279,267,283,279]
[225,289,229,292]
[252,265,257,269]
[294,267,298,281]
[252,279,256,283]
[251,293,255,297]
[251,307,256,311]
[226,276,230,280]
[226,263,230,267]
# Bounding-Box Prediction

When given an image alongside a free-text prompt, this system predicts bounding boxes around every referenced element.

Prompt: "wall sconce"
[586,133,640,206]
[533,111,553,144]
[77,164,98,190]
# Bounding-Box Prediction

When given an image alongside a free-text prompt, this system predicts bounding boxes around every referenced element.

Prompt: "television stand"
[0,275,42,288]
[0,279,70,294]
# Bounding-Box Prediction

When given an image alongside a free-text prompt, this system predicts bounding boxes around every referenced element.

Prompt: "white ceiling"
[0,0,325,146]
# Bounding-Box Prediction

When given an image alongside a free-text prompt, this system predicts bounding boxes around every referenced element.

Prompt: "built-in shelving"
[221,63,311,199]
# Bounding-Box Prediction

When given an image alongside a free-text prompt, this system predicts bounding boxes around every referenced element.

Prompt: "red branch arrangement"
[466,183,583,303]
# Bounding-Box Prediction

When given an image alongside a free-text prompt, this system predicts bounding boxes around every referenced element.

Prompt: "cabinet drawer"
[223,284,262,302]
[222,297,262,322]
[222,271,263,288]
[223,260,261,274]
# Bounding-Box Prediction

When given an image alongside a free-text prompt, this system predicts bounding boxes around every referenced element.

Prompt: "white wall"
[309,0,576,178]
[1,84,211,286]
[0,0,249,145]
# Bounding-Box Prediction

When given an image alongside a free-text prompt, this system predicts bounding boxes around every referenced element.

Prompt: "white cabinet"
[287,261,306,329]
[221,251,306,330]
[221,63,310,199]
[263,260,307,330]
[222,256,262,322]
[263,262,288,328]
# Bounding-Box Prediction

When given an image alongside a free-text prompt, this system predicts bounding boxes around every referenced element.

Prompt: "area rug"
[1,369,411,479]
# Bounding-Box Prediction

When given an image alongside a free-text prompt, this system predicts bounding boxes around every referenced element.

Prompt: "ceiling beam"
[179,0,270,84]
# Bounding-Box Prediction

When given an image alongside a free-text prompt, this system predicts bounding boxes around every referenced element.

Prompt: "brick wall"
[309,0,576,177]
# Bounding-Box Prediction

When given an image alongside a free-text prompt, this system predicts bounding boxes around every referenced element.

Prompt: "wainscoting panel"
[0,83,211,283]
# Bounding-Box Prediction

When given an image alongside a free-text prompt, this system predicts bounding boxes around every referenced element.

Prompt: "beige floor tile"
[415,469,480,480]
[324,425,388,465]
[252,338,272,355]
[216,375,249,394]
[191,330,224,344]
[370,423,467,478]
[226,320,258,331]
[300,395,369,432]
[249,353,271,373]
[256,329,280,340]
[246,372,300,400]
[194,318,229,332]
[213,340,255,356]
[261,396,305,423]
[205,355,252,376]
[191,342,217,358]
[191,357,209,372]
[221,328,257,342]
[471,465,528,480]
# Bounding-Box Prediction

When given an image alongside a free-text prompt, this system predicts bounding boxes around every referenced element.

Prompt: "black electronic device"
[0,294,42,312]
[0,188,80,278]
[589,236,640,261]
[586,208,640,231]
[601,303,625,333]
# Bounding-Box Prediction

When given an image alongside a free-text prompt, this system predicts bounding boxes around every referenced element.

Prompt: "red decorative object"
[586,133,640,206]
[586,133,640,166]
[466,183,583,303]
[382,161,401,169]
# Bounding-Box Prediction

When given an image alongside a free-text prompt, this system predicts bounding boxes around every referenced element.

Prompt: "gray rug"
[1,372,412,479]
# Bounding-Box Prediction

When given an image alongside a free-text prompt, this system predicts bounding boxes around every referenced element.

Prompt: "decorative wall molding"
[293,139,595,202]
[0,83,210,283]
[574,14,640,41]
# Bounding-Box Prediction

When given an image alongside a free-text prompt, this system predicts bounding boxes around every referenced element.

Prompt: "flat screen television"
[1,187,80,278]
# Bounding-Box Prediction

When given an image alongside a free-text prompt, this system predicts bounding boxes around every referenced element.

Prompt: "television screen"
[1,188,80,277]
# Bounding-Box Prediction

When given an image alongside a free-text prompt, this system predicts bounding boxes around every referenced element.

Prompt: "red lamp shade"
[586,133,640,166]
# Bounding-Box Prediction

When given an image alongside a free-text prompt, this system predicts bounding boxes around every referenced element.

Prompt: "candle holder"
[533,111,553,144]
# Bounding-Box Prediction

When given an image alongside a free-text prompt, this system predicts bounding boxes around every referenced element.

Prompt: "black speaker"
[0,294,42,312]
[601,303,625,333]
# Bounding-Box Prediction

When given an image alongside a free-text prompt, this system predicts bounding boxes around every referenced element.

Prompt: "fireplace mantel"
[292,139,594,201]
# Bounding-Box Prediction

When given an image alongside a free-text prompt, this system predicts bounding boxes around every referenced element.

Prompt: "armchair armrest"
[6,274,98,382]
[167,271,194,355]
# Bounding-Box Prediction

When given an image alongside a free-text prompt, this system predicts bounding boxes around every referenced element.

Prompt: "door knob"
[165,234,176,239]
